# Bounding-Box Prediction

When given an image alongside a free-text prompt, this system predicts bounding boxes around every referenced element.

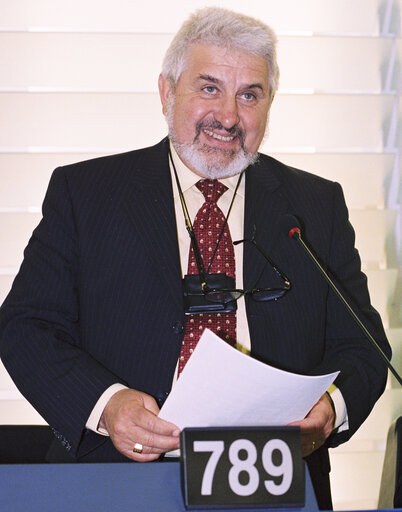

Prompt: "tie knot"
[196,179,228,203]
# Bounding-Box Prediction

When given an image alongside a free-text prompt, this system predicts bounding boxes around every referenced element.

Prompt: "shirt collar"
[169,141,246,199]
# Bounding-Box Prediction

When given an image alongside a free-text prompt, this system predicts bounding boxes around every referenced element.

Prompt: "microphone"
[284,214,401,386]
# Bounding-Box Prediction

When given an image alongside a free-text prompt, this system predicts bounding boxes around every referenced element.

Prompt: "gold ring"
[312,441,316,451]
[133,442,143,454]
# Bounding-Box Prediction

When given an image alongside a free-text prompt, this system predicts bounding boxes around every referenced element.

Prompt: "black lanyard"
[168,144,244,278]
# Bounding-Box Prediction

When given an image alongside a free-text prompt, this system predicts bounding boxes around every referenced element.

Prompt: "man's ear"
[158,74,172,115]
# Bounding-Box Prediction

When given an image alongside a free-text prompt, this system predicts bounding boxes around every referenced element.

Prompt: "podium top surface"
[0,461,320,512]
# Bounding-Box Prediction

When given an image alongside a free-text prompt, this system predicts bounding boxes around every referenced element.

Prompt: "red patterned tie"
[178,179,236,375]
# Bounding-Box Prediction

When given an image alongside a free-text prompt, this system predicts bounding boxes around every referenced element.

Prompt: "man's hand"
[288,393,335,457]
[99,388,180,462]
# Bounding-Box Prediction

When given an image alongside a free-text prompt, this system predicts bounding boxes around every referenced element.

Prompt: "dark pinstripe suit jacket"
[0,138,390,462]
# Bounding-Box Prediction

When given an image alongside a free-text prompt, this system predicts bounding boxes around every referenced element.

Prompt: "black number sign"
[180,427,304,509]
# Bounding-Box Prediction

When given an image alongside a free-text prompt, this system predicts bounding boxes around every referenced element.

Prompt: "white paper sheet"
[159,329,339,429]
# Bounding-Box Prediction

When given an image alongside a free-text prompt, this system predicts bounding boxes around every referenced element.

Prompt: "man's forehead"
[196,73,266,93]
[183,43,269,84]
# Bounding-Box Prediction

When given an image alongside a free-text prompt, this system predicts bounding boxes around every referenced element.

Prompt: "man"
[0,7,390,509]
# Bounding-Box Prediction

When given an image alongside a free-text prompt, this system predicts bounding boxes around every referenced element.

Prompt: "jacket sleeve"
[0,167,128,456]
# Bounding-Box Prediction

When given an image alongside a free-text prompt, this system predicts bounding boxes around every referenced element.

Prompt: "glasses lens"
[205,290,242,303]
[252,288,287,302]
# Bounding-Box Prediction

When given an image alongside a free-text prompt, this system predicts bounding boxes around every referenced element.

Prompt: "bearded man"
[0,7,390,510]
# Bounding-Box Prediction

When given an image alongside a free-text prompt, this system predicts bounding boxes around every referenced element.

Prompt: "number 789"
[193,438,293,497]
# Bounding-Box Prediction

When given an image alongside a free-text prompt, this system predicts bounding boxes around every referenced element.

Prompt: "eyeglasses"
[202,236,291,303]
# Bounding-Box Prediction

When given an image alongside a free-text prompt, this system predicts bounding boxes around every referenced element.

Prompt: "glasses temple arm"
[233,237,290,285]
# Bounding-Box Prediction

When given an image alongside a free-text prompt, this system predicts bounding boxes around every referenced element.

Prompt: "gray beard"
[165,100,259,179]
[171,139,259,179]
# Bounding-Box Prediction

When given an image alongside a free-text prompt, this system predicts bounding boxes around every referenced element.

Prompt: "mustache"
[194,120,245,147]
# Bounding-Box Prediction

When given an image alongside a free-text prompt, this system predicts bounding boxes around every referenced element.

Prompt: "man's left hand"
[288,392,335,457]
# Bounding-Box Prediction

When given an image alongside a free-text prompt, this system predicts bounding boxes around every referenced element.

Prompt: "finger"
[123,440,167,457]
[108,416,179,461]
[127,423,181,452]
[110,426,179,458]
[111,412,180,455]
[290,419,325,457]
[110,430,177,461]
[288,419,302,427]
[120,446,164,463]
[116,433,179,462]
[128,404,180,438]
[292,400,332,433]
[299,431,325,457]
[288,417,319,435]
[301,441,317,457]
[287,428,315,457]
[298,417,320,433]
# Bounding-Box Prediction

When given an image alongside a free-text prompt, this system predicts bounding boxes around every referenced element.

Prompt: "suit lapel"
[243,157,291,290]
[122,143,292,310]
[123,139,183,311]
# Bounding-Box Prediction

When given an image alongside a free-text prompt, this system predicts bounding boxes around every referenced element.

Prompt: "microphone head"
[289,227,301,239]
[282,214,302,239]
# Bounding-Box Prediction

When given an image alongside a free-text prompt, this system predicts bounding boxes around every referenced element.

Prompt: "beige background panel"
[331,390,401,453]
[0,152,394,211]
[0,360,17,391]
[365,268,399,329]
[263,94,394,151]
[0,157,53,210]
[0,275,16,305]
[0,397,46,424]
[0,92,164,151]
[0,213,41,267]
[1,0,388,34]
[0,32,172,92]
[274,153,394,210]
[0,93,393,150]
[277,37,395,92]
[1,32,396,92]
[0,153,105,210]
[349,209,397,268]
[0,209,395,269]
[330,451,391,509]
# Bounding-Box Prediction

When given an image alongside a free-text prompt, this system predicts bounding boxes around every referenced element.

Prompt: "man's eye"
[203,86,217,94]
[242,92,256,101]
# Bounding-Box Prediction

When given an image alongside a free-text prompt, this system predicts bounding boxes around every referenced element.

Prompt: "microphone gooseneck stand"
[285,215,401,387]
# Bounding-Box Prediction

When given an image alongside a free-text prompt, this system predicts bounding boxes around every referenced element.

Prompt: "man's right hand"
[99,388,180,462]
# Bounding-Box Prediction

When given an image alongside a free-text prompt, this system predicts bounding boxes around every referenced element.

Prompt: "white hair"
[161,7,279,101]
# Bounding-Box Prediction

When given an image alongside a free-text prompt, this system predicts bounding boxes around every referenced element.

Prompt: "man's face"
[159,43,272,178]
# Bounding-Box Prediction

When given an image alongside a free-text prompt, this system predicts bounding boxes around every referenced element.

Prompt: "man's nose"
[214,96,240,130]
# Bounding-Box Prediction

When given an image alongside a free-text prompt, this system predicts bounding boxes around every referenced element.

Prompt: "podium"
[0,461,318,511]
